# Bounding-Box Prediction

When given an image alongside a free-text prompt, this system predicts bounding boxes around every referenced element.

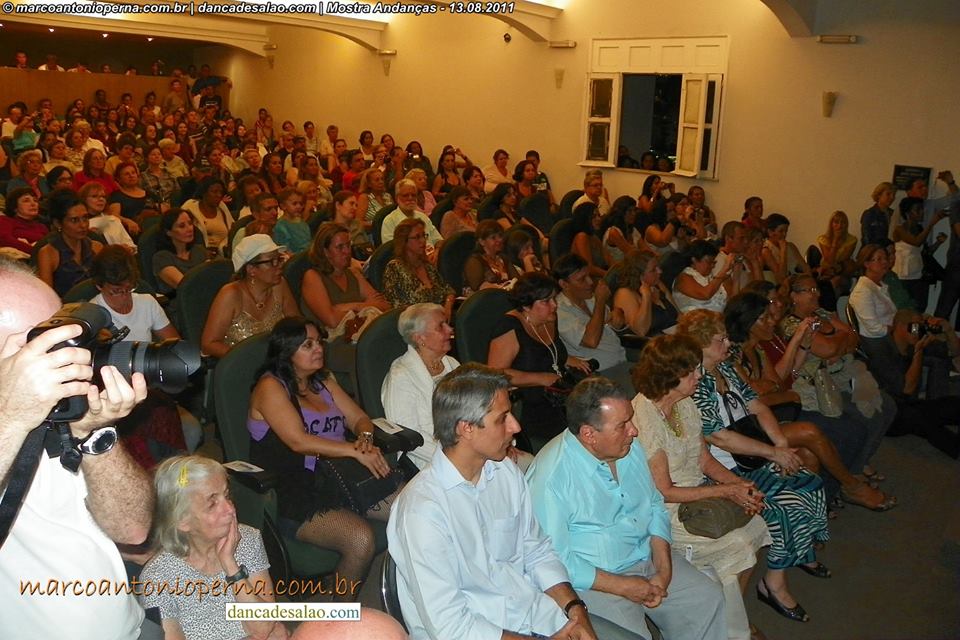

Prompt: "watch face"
[82,427,118,455]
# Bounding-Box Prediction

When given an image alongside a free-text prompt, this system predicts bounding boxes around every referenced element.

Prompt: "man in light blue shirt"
[526,377,725,640]
[387,364,636,640]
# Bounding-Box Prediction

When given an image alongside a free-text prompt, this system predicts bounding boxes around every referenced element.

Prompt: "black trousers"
[888,396,960,457]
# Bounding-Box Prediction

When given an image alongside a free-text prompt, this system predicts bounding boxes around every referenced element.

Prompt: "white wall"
[210,0,960,250]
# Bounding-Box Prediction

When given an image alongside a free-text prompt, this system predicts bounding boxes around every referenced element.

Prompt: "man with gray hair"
[387,364,635,640]
[526,377,725,640]
[572,169,610,217]
[380,178,443,247]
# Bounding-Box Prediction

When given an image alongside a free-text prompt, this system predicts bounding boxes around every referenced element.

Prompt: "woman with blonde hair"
[139,455,287,640]
[404,168,436,215]
[356,168,393,225]
[816,210,857,295]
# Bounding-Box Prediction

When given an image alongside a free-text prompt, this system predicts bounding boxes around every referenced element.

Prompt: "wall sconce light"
[822,91,838,117]
[378,49,397,76]
[817,35,857,44]
[548,40,577,49]
[554,68,565,89]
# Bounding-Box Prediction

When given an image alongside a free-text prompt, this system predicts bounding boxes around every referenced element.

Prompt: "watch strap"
[225,564,249,586]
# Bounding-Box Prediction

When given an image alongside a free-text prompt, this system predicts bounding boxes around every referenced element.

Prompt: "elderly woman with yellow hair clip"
[139,455,288,640]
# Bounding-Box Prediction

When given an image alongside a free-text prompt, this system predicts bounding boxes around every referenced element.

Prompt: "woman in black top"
[487,272,591,450]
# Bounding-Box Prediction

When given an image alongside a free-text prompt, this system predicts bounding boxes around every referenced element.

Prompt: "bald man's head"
[291,609,407,640]
[0,258,60,356]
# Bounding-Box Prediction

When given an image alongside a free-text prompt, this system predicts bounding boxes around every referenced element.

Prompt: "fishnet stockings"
[295,508,376,600]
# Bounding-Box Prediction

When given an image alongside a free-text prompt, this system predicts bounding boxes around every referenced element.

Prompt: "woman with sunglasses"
[201,235,299,358]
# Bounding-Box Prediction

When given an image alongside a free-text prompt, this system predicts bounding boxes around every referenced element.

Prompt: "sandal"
[841,483,898,512]
[862,467,886,483]
[799,562,832,578]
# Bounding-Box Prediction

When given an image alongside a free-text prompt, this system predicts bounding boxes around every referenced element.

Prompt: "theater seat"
[366,240,395,293]
[437,230,476,296]
[380,552,407,631]
[355,308,406,419]
[548,219,575,266]
[282,251,311,303]
[518,191,552,236]
[559,189,584,220]
[175,259,234,345]
[455,288,513,364]
[430,196,454,232]
[137,223,162,293]
[370,204,397,247]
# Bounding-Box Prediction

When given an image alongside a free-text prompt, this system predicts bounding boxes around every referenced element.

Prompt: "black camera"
[26,303,201,422]
[909,320,944,338]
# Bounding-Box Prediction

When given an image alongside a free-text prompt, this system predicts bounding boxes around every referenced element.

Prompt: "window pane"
[700,128,712,171]
[617,74,681,171]
[590,79,613,118]
[587,123,610,161]
[705,81,717,125]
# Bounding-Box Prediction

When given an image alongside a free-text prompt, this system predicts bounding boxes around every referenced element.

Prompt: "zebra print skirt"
[739,464,829,570]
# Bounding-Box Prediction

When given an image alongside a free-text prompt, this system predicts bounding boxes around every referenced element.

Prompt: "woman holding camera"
[673,240,739,314]
[727,291,895,511]
[784,273,899,488]
[487,272,592,450]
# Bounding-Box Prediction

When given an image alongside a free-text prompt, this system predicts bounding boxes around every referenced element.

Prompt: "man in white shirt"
[37,54,64,71]
[387,363,635,640]
[0,258,154,640]
[318,124,338,163]
[572,170,610,217]
[380,179,443,248]
[553,254,632,391]
[712,221,749,294]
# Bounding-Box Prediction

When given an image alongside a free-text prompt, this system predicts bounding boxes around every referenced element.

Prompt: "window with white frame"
[581,37,728,179]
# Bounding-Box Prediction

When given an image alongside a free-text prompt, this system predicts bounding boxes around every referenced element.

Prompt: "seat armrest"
[227,468,281,493]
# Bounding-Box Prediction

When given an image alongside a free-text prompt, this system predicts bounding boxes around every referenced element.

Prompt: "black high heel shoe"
[756,578,809,622]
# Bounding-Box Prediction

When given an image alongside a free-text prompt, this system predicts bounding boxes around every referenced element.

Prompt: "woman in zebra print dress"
[678,309,829,624]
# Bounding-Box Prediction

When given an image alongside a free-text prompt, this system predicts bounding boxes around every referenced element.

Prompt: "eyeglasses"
[712,335,730,344]
[251,257,282,267]
[792,287,819,294]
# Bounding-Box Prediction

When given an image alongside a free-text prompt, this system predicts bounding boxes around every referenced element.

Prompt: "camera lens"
[96,340,201,394]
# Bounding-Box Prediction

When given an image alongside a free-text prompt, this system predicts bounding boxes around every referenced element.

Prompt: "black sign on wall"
[892,165,932,192]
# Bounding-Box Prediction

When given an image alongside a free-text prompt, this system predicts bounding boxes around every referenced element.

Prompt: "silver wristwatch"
[78,426,119,455]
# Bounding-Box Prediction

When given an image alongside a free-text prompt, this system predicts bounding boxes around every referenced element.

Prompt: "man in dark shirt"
[865,309,960,457]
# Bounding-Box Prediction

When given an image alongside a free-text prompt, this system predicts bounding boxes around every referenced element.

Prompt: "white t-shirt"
[91,293,171,342]
[0,455,144,640]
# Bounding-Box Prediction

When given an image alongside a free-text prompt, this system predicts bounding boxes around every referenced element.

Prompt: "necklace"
[244,280,270,310]
[656,401,684,438]
[526,315,561,376]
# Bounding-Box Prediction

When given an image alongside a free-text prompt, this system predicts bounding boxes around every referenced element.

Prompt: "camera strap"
[0,422,81,549]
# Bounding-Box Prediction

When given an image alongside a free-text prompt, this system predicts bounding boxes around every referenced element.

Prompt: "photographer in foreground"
[0,257,154,640]
[863,309,960,458]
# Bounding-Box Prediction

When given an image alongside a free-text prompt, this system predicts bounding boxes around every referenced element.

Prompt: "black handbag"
[719,389,773,472]
[290,392,415,515]
[315,457,404,515]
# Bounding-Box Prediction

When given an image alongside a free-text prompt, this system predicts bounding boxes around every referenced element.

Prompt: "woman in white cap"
[201,234,299,358]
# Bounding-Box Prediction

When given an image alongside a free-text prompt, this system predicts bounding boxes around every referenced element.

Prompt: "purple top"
[247,378,347,471]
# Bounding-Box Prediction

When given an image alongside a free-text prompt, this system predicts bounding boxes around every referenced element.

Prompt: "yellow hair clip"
[178,465,189,488]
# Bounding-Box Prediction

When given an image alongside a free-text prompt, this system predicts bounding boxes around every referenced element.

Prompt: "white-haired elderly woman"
[381,303,460,470]
[382,303,533,471]
[139,455,288,640]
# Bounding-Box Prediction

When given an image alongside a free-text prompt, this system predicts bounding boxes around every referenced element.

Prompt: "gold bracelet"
[357,431,374,443]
